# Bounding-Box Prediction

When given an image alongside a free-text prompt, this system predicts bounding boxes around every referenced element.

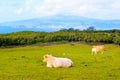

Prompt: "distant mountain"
[0,15,120,33]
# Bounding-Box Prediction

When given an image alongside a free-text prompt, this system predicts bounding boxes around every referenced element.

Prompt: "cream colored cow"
[92,45,105,54]
[43,54,73,68]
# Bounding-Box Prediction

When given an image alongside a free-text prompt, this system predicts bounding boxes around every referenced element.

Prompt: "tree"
[86,26,96,31]
[59,28,68,31]
[68,28,74,31]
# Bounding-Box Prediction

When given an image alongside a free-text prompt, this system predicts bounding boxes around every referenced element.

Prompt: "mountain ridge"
[0,15,120,33]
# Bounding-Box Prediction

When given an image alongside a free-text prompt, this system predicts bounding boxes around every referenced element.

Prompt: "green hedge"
[0,30,120,46]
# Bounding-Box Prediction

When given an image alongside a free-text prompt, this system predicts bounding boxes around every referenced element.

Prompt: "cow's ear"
[44,55,48,58]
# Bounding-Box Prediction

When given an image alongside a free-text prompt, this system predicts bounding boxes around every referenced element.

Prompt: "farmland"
[0,43,120,80]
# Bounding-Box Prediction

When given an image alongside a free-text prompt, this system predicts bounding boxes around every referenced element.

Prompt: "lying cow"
[92,45,105,54]
[43,54,73,68]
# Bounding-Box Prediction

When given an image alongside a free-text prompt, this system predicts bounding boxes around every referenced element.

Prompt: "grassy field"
[0,42,120,80]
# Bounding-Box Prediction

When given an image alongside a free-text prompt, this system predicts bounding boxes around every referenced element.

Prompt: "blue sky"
[0,0,120,23]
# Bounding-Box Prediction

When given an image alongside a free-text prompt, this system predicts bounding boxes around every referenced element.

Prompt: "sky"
[0,0,120,23]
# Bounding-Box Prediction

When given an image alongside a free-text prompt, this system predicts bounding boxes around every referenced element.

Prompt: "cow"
[43,54,73,68]
[92,45,105,54]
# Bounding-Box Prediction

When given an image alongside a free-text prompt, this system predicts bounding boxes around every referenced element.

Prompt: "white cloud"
[35,25,88,30]
[25,0,33,11]
[74,26,88,30]
[14,0,33,15]
[33,0,120,19]
[15,8,23,15]
[36,25,64,29]
[111,1,120,9]
[33,0,63,16]
[26,0,33,5]
[14,0,120,19]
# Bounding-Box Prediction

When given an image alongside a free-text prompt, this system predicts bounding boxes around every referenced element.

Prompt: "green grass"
[0,42,120,80]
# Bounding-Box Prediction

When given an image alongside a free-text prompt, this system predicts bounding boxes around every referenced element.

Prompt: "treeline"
[0,29,120,47]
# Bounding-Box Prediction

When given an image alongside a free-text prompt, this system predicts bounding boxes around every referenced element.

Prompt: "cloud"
[35,25,87,30]
[36,25,64,29]
[32,0,120,19]
[25,0,33,5]
[11,0,120,20]
[14,0,33,15]
[15,8,23,15]
[74,26,88,30]
[0,0,118,24]
[33,0,63,16]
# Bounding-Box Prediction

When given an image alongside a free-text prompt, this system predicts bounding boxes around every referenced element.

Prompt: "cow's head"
[43,54,53,62]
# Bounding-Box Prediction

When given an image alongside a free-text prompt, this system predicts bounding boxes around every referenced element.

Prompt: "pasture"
[0,43,120,80]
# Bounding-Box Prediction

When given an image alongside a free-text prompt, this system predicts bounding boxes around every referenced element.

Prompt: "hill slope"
[0,15,120,33]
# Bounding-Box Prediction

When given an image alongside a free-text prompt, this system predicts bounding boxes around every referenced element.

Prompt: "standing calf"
[92,45,105,54]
